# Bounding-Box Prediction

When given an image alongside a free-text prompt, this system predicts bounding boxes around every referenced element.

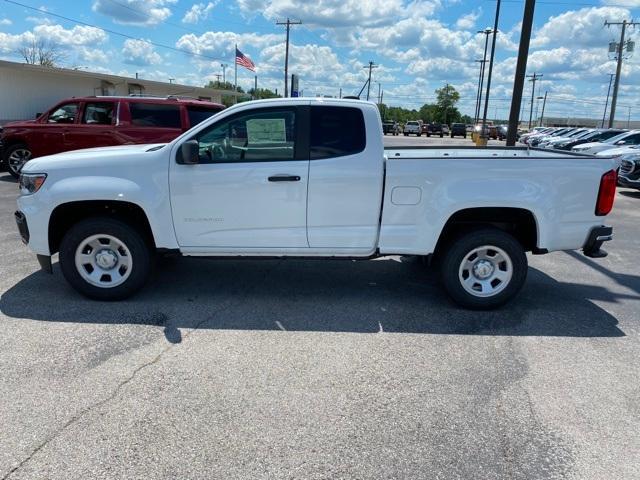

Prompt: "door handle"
[268,175,301,182]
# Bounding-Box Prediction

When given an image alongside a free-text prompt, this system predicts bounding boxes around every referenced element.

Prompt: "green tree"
[247,87,281,99]
[435,84,461,125]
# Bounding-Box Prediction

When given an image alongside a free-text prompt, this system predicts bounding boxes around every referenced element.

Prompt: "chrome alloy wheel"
[458,245,513,298]
[8,148,32,175]
[74,234,132,288]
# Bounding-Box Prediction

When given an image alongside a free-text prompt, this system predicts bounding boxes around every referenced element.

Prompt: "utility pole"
[276,18,302,97]
[601,73,615,128]
[526,72,543,129]
[474,59,487,124]
[475,28,492,124]
[221,63,228,84]
[214,74,221,87]
[339,87,342,98]
[376,81,382,104]
[254,75,258,99]
[605,19,639,127]
[363,61,378,101]
[539,91,548,127]
[481,0,501,140]
[628,105,632,128]
[507,0,536,145]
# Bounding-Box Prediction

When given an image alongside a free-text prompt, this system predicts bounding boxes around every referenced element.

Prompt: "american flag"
[235,48,255,72]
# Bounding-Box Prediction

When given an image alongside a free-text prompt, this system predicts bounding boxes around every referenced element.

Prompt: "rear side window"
[129,103,181,128]
[187,106,223,128]
[82,102,115,125]
[310,106,366,160]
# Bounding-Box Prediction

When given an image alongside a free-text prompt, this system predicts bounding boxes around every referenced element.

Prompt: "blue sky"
[1,0,639,120]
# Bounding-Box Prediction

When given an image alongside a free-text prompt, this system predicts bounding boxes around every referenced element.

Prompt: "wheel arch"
[48,200,156,255]
[434,207,540,258]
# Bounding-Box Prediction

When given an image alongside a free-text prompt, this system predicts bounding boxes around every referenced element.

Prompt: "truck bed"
[384,146,600,159]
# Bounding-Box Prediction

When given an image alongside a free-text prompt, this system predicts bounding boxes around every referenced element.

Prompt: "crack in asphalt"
[1,259,284,480]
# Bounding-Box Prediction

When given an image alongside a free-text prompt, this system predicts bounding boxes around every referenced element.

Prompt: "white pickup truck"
[15,98,617,309]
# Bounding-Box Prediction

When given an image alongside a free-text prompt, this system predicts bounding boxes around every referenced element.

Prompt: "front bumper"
[618,175,640,190]
[583,226,613,258]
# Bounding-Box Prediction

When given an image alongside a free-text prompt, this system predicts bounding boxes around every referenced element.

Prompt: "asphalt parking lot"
[1,153,639,479]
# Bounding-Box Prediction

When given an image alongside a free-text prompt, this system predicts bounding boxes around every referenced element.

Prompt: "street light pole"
[539,91,548,127]
[476,29,492,124]
[481,0,501,140]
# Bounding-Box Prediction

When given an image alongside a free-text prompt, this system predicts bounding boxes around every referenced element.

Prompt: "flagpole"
[234,43,238,104]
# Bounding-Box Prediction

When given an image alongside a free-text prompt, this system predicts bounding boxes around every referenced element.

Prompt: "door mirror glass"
[178,140,200,164]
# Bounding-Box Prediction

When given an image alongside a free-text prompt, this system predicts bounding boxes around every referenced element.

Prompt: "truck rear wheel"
[59,217,151,300]
[440,229,527,309]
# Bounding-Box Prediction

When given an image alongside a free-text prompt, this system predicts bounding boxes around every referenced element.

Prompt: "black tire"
[440,228,527,310]
[417,133,421,137]
[3,143,32,179]
[440,133,443,138]
[450,134,454,138]
[59,217,152,300]
[404,133,408,136]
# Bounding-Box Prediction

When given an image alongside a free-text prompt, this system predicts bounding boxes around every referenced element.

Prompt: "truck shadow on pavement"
[0,256,628,340]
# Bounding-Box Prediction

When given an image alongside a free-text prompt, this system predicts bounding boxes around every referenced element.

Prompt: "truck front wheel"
[59,217,151,300]
[440,229,527,309]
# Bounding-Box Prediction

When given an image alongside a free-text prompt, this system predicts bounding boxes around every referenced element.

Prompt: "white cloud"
[77,47,109,64]
[237,0,440,27]
[600,0,640,6]
[531,6,631,48]
[456,10,480,30]
[182,2,218,23]
[176,31,281,61]
[0,18,12,25]
[92,0,177,26]
[32,24,107,46]
[122,39,162,66]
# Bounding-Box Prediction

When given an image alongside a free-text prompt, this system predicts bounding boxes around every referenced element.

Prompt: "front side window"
[310,106,366,160]
[82,102,115,125]
[193,108,296,163]
[47,103,79,124]
[129,103,181,128]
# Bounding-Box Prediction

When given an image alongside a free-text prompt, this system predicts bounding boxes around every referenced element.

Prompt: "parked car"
[426,123,444,138]
[473,124,497,140]
[497,125,508,140]
[540,128,592,149]
[441,124,450,135]
[572,130,640,155]
[403,120,422,136]
[382,120,400,136]
[617,150,640,190]
[1,95,225,178]
[16,98,617,309]
[450,123,466,138]
[553,129,626,151]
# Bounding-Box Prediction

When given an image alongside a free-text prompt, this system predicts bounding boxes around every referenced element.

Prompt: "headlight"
[19,173,47,195]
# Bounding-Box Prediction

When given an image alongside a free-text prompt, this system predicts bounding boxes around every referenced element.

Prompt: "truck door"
[306,105,384,250]
[169,106,309,249]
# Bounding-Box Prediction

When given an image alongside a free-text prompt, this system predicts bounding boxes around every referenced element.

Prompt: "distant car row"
[521,126,640,191]
[382,121,469,138]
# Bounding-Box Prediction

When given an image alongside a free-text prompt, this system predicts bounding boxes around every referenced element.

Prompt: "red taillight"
[595,169,617,216]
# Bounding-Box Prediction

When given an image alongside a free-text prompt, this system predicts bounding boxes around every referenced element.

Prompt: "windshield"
[605,131,636,144]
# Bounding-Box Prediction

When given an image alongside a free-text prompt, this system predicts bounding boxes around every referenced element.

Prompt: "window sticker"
[246,118,287,144]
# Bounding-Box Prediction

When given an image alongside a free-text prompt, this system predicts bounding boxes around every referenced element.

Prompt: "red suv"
[1,96,225,178]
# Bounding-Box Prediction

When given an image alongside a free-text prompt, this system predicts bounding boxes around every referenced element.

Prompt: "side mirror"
[178,140,200,165]
[616,140,626,145]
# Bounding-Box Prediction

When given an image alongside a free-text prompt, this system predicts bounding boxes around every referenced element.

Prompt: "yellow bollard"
[475,136,487,146]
